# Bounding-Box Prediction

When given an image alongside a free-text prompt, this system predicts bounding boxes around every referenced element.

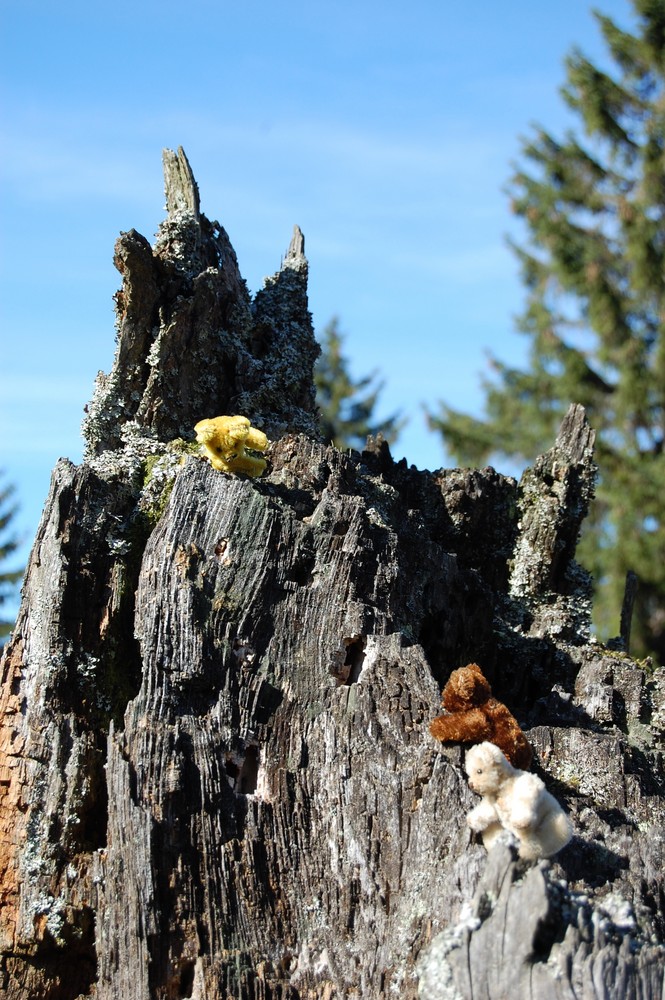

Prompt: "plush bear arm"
[244,426,269,452]
[224,453,267,476]
[503,775,542,829]
[507,807,533,830]
[480,822,506,852]
[467,800,498,832]
[486,701,533,770]
[430,707,492,743]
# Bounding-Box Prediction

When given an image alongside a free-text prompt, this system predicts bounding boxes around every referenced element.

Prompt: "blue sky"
[1,0,633,591]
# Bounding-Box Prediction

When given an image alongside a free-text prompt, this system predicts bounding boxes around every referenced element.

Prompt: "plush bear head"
[464,741,513,796]
[442,662,492,712]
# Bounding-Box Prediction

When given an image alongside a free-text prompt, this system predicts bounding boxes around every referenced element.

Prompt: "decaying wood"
[619,570,639,654]
[163,146,201,217]
[0,149,663,999]
[418,843,665,1000]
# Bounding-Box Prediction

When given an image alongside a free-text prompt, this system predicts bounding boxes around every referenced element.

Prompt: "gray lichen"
[82,151,319,462]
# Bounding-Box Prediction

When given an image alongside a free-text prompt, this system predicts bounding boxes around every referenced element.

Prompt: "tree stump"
[0,148,663,1000]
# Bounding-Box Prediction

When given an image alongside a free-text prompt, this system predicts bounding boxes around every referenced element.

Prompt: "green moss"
[144,477,175,527]
[139,437,198,528]
[141,453,158,485]
[637,656,659,675]
[169,437,201,457]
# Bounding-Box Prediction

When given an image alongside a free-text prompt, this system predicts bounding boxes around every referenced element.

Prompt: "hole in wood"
[331,636,366,685]
[287,550,316,586]
[179,959,196,998]
[418,612,449,687]
[224,744,260,795]
[238,744,259,795]
[224,757,240,786]
[232,637,256,668]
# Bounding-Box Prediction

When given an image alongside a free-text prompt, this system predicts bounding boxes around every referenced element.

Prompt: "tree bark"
[0,148,663,1000]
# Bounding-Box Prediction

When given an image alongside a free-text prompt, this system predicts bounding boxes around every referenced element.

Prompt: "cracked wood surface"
[0,149,663,1000]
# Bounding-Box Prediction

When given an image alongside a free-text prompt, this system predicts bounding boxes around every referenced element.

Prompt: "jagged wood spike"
[510,402,597,633]
[620,569,639,653]
[286,223,305,261]
[162,145,200,217]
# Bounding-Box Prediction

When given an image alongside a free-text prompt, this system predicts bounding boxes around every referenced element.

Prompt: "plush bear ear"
[464,741,495,775]
[441,667,468,711]
[443,664,491,709]
[483,741,506,762]
[464,663,492,703]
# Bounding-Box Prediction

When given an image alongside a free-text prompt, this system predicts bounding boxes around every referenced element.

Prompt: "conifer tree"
[429,0,665,660]
[0,476,23,642]
[315,317,404,450]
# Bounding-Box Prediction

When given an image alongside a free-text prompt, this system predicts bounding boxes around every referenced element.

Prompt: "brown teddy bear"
[429,662,533,770]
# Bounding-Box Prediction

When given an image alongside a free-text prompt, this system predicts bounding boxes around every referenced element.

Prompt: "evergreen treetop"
[0,476,23,643]
[429,0,665,660]
[315,317,404,451]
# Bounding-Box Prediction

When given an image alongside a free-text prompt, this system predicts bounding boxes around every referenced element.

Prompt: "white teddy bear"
[465,741,573,860]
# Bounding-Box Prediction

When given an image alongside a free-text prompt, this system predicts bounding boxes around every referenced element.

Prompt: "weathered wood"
[619,570,639,653]
[0,149,663,999]
[82,149,319,457]
[163,146,200,217]
[511,403,594,593]
[419,843,665,1000]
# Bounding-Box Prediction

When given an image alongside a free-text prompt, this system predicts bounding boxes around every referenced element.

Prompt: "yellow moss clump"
[194,416,268,477]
